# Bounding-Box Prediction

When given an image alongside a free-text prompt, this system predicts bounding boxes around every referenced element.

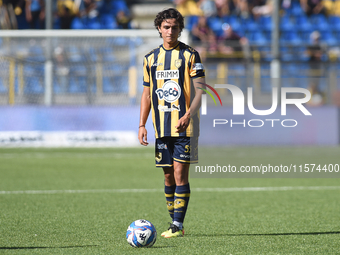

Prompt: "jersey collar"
[161,41,180,51]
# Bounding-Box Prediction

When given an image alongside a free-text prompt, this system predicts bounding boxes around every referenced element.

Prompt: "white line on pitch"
[0,186,340,195]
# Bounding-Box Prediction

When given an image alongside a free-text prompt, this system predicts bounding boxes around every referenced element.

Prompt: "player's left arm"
[175,77,205,133]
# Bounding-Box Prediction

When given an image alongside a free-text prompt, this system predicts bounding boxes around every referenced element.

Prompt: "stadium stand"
[0,0,339,105]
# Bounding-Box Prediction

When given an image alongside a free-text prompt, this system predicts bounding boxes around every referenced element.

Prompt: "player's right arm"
[138,86,151,146]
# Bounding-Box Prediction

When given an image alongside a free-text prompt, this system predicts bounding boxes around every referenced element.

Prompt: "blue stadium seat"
[0,78,7,93]
[249,32,268,45]
[300,31,312,43]
[259,16,272,32]
[280,15,295,32]
[68,76,87,93]
[111,0,130,16]
[207,16,224,37]
[259,46,272,61]
[67,46,85,63]
[100,14,118,29]
[101,47,116,62]
[294,14,313,33]
[186,16,199,32]
[291,1,304,16]
[242,17,260,33]
[335,32,340,43]
[102,74,128,93]
[71,17,84,29]
[280,46,295,61]
[103,77,114,93]
[53,17,61,29]
[86,17,101,29]
[27,46,45,62]
[280,31,303,45]
[320,31,338,46]
[328,16,340,32]
[69,65,88,93]
[310,14,331,32]
[87,47,98,62]
[25,76,44,94]
[296,46,310,61]
[228,15,242,34]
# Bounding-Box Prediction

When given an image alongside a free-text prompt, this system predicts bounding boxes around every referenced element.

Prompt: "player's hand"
[138,126,148,146]
[175,115,190,133]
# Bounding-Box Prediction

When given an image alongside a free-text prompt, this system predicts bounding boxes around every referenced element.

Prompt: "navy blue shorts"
[155,137,198,167]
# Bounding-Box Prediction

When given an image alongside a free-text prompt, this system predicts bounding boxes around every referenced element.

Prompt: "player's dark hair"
[154,8,184,38]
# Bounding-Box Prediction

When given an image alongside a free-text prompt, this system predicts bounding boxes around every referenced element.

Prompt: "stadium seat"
[27,46,45,62]
[67,46,85,63]
[0,78,7,93]
[25,76,44,94]
[102,77,114,93]
[280,31,303,45]
[295,46,310,61]
[86,47,98,62]
[328,16,340,32]
[228,15,242,34]
[71,17,84,29]
[280,46,295,62]
[280,15,295,32]
[259,46,272,61]
[111,0,130,16]
[291,1,304,16]
[69,65,88,93]
[53,17,61,29]
[53,80,62,94]
[310,14,331,32]
[207,16,224,37]
[249,32,268,45]
[335,32,340,43]
[86,18,101,29]
[294,14,313,33]
[100,14,118,29]
[185,16,199,32]
[320,31,338,46]
[259,16,272,32]
[68,76,87,93]
[101,47,116,62]
[243,17,260,33]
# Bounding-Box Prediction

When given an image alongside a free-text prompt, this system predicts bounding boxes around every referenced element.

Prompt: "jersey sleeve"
[189,51,205,79]
[143,57,150,87]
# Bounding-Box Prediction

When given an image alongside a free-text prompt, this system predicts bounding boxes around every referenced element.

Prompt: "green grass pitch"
[0,147,339,254]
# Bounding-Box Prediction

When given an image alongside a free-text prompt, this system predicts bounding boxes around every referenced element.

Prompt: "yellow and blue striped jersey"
[143,41,205,138]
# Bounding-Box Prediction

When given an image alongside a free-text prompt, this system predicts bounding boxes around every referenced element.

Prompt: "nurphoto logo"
[200,84,312,128]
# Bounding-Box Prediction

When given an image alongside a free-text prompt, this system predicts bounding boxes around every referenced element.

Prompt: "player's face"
[158,19,180,47]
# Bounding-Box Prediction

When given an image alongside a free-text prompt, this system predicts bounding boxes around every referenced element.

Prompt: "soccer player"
[138,8,206,238]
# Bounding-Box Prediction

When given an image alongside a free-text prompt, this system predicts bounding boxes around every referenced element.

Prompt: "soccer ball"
[126,219,157,248]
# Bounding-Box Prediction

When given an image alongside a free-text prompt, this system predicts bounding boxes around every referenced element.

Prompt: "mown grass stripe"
[1,186,339,195]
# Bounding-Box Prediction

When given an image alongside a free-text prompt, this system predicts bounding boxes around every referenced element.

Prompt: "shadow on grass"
[190,231,340,237]
[0,245,98,250]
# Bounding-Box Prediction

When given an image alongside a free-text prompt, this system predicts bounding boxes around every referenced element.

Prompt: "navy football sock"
[174,183,190,225]
[164,184,176,220]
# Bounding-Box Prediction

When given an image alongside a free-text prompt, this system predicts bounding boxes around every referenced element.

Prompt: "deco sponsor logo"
[156,70,179,80]
[155,80,181,103]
